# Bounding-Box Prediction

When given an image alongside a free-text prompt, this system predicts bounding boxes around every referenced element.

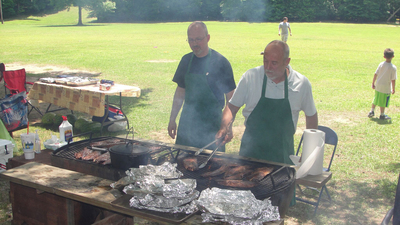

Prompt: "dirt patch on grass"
[5,63,101,77]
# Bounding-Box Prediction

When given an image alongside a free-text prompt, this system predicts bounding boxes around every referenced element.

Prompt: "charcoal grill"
[52,136,295,217]
[52,136,177,181]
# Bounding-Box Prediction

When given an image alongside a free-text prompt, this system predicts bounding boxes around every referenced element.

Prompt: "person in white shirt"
[368,48,397,120]
[216,40,318,165]
[278,17,292,43]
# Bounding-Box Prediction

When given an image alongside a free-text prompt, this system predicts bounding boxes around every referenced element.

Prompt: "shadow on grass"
[287,170,400,224]
[370,117,393,125]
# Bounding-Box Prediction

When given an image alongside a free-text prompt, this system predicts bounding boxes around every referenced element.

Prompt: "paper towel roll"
[301,129,325,176]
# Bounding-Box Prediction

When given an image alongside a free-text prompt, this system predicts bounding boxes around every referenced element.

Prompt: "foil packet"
[127,178,199,214]
[195,187,280,224]
[126,162,183,180]
[110,162,183,190]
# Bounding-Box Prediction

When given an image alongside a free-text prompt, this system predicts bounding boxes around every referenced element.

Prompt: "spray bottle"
[59,116,73,143]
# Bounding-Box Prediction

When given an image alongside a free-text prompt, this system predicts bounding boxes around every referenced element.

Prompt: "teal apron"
[176,50,225,152]
[239,71,295,205]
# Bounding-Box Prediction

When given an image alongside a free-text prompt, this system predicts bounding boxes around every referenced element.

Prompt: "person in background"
[168,21,236,152]
[278,17,292,43]
[368,48,397,120]
[216,40,318,165]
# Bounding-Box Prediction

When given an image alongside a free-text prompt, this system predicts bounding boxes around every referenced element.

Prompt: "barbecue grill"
[52,136,295,217]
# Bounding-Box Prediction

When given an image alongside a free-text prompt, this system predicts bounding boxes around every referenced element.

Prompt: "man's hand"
[278,33,280,36]
[372,84,376,89]
[168,120,177,139]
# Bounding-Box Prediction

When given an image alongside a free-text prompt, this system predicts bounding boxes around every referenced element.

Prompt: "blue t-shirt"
[173,49,236,107]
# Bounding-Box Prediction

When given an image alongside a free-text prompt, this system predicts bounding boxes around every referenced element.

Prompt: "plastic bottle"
[34,130,41,153]
[59,116,73,143]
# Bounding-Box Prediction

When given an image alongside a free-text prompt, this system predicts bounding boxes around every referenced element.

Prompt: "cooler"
[0,139,14,173]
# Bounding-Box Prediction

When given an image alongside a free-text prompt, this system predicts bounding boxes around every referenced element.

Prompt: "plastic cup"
[21,133,36,152]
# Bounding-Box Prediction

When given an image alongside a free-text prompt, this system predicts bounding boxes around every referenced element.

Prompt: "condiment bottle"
[59,116,73,143]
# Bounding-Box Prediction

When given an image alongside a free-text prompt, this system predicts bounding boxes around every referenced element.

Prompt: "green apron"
[176,49,225,152]
[240,72,296,205]
[239,72,294,164]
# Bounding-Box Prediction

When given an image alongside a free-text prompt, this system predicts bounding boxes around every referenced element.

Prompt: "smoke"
[221,0,267,22]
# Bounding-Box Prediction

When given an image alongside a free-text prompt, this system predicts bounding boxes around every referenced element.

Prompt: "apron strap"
[262,68,289,99]
[186,48,212,76]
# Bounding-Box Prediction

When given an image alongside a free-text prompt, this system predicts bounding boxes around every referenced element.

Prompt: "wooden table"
[27,81,141,133]
[1,152,284,225]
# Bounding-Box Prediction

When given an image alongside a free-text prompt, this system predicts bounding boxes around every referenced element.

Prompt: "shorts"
[373,90,391,108]
[281,34,289,42]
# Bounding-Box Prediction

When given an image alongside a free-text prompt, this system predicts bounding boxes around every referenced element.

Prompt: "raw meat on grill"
[93,152,111,163]
[82,150,101,161]
[215,179,257,188]
[210,157,241,167]
[224,172,248,180]
[90,139,126,148]
[248,167,274,182]
[75,147,92,159]
[182,157,198,171]
[201,164,232,177]
[101,158,111,165]
[224,165,252,177]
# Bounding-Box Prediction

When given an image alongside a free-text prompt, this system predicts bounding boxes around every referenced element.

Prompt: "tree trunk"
[77,6,83,26]
[387,7,400,22]
[1,0,4,24]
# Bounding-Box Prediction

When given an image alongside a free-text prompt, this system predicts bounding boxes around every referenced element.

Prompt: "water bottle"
[35,130,41,153]
[59,116,73,143]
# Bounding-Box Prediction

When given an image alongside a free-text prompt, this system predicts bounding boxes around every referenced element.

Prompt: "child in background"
[368,48,397,120]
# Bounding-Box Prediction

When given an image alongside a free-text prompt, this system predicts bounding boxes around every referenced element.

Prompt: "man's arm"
[305,112,318,129]
[168,86,185,139]
[216,103,240,144]
[289,27,292,36]
[225,90,234,105]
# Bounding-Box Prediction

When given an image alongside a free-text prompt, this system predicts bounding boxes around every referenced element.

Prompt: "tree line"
[1,0,400,23]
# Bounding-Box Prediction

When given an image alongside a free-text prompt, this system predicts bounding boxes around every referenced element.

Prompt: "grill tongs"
[198,141,224,169]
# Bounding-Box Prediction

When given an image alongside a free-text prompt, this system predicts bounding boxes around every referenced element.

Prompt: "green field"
[1,7,400,225]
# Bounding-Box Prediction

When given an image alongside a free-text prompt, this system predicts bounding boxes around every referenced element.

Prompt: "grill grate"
[173,151,294,200]
[52,137,294,200]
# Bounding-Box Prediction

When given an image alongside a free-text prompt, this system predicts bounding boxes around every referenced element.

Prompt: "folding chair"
[295,125,338,216]
[1,66,42,116]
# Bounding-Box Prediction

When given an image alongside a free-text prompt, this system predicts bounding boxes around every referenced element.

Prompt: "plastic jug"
[59,116,73,143]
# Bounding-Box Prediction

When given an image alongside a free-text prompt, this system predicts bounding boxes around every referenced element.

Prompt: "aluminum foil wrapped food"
[195,187,280,224]
[127,178,199,214]
[126,162,183,180]
[110,162,183,190]
[112,162,197,214]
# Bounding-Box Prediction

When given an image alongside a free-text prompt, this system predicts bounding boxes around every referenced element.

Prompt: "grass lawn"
[1,7,400,225]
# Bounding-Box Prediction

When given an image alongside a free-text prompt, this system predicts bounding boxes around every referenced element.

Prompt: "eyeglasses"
[187,36,206,44]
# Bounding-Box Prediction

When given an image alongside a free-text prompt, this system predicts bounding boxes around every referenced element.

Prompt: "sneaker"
[260,52,264,55]
[368,111,374,118]
[379,114,391,120]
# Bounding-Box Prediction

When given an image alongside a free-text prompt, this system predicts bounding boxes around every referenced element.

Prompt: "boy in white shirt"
[368,48,397,120]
